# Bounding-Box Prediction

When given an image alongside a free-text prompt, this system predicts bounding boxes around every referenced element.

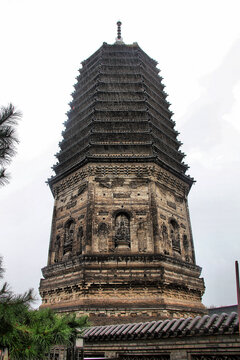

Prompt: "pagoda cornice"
[59,124,93,150]
[97,79,144,86]
[95,99,145,104]
[62,113,93,136]
[59,119,182,158]
[80,45,103,68]
[88,97,174,129]
[91,129,149,134]
[73,72,100,91]
[79,56,102,74]
[95,89,144,94]
[100,63,141,69]
[62,118,184,156]
[53,144,91,175]
[94,109,147,114]
[151,134,185,161]
[152,144,188,173]
[69,94,98,117]
[150,123,181,149]
[140,66,165,90]
[88,154,153,159]
[135,46,158,66]
[153,158,192,185]
[99,71,143,79]
[141,79,170,104]
[147,111,178,138]
[137,52,161,74]
[101,47,142,56]
[66,100,96,123]
[93,117,149,122]
[76,63,102,81]
[94,104,147,112]
[49,161,194,195]
[90,142,152,148]
[145,93,173,118]
[100,55,141,63]
[139,64,164,85]
[59,130,153,158]
[56,138,91,164]
[145,103,174,129]
[56,141,187,179]
[42,253,201,280]
[53,154,160,179]
[70,83,98,106]
[141,76,168,100]
[143,87,171,111]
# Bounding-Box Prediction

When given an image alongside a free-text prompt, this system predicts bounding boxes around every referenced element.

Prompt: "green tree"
[0,257,88,359]
[0,103,21,185]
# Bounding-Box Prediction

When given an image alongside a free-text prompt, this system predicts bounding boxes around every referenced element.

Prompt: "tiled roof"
[84,312,239,341]
[50,42,193,187]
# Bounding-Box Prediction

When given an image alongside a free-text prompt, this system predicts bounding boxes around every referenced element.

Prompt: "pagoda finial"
[117,21,122,39]
[115,21,124,44]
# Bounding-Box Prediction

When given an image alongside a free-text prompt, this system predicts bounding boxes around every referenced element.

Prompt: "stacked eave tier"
[51,43,192,185]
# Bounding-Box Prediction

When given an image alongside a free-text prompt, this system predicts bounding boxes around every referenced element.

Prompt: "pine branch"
[0,103,21,186]
[0,168,9,185]
[0,103,21,126]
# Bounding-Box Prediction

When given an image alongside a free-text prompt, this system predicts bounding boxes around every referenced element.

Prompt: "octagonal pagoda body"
[39,40,206,325]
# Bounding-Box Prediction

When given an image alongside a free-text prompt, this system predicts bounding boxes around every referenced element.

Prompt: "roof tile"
[84,313,239,342]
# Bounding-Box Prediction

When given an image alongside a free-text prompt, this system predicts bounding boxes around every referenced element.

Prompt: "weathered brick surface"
[170,350,187,360]
[40,163,205,324]
[83,334,240,359]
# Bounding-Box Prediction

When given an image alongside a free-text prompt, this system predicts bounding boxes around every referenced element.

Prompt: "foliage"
[0,256,4,280]
[0,257,89,359]
[0,103,21,185]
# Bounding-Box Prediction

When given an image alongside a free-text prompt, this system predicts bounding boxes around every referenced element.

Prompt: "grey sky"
[181,39,240,306]
[0,0,239,308]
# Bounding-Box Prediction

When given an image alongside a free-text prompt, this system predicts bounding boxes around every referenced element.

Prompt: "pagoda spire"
[115,20,124,43]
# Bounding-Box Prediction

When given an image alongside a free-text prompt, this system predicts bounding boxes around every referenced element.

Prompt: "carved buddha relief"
[63,219,75,259]
[114,212,130,249]
[161,223,170,255]
[169,219,181,253]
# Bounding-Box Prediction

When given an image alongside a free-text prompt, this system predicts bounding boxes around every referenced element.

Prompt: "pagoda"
[39,22,205,325]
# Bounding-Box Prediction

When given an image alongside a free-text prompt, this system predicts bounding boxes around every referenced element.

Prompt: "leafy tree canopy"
[0,257,89,359]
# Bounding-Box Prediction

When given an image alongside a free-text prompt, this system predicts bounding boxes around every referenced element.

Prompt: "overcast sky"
[0,0,240,309]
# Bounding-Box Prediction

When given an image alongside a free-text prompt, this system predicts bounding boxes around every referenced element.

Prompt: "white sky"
[0,0,240,309]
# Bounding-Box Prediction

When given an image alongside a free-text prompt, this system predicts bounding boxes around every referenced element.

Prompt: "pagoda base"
[39,254,206,325]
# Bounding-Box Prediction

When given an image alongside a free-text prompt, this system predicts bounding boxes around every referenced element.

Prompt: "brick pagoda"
[39,23,205,324]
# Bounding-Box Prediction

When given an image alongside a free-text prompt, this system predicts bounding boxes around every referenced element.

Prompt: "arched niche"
[169,218,181,253]
[63,218,75,256]
[114,211,131,250]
